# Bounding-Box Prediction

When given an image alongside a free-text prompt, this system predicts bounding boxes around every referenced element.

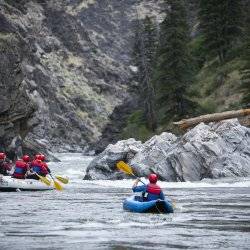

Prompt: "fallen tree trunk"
[173,109,250,130]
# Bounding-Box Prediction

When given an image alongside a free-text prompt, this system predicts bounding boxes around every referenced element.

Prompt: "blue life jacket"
[144,192,162,201]
[14,167,25,174]
[33,166,42,174]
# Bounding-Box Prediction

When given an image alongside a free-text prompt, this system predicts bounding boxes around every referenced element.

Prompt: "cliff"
[0,0,163,156]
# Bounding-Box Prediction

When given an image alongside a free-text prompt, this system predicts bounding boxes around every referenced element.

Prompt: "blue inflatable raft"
[123,196,174,213]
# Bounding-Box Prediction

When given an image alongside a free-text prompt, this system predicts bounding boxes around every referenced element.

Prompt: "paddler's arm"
[132,178,146,192]
[132,178,140,188]
[159,191,165,200]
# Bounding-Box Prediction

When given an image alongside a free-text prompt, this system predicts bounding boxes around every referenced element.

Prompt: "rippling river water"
[0,153,250,250]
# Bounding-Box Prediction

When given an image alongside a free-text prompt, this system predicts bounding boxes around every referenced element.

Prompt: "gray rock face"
[0,0,164,156]
[84,119,250,181]
[84,138,144,180]
[0,23,37,157]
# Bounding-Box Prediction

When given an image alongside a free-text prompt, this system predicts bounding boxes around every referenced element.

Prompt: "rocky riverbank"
[84,119,250,181]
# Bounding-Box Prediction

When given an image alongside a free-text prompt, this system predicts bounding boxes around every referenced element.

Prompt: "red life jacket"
[43,162,48,169]
[146,183,162,195]
[13,160,28,179]
[31,159,48,176]
[42,162,51,173]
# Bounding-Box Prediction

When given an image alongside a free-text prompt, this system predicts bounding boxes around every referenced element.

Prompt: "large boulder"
[84,138,144,180]
[130,132,178,180]
[84,119,250,181]
[132,119,250,181]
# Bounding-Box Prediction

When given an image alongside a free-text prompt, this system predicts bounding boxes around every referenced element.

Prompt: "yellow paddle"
[117,161,135,175]
[55,175,69,184]
[49,173,63,191]
[27,171,51,186]
[36,174,51,186]
[116,161,145,184]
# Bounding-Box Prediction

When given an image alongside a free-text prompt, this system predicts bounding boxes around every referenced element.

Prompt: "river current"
[0,153,249,250]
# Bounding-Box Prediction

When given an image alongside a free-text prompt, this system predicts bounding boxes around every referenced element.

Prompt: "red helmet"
[22,155,30,162]
[39,154,45,161]
[148,174,158,183]
[0,152,6,160]
[35,154,41,160]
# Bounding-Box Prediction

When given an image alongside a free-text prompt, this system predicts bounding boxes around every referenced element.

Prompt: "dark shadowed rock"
[84,138,144,180]
[0,23,36,158]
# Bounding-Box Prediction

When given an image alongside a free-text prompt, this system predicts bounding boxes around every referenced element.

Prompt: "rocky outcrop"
[84,119,250,181]
[84,138,144,180]
[0,0,164,155]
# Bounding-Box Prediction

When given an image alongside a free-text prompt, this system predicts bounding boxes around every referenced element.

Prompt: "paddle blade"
[55,175,69,184]
[38,175,51,186]
[116,161,134,175]
[53,180,63,191]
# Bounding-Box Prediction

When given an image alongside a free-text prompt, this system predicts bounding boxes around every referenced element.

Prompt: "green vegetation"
[120,110,154,141]
[133,16,158,131]
[154,0,194,122]
[0,33,18,49]
[199,0,242,63]
[240,2,250,107]
[122,0,249,141]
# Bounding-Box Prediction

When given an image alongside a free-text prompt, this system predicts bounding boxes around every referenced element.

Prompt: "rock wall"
[84,119,250,181]
[0,0,164,155]
[0,13,36,158]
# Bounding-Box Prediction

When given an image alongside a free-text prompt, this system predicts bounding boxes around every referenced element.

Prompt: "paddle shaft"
[132,173,146,185]
[49,173,55,181]
[49,173,63,191]
[117,161,146,185]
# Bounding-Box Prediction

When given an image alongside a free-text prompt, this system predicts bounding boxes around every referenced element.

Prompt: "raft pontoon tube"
[0,175,54,192]
[123,195,174,213]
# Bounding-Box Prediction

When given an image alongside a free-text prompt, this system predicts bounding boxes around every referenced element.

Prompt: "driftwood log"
[173,109,250,130]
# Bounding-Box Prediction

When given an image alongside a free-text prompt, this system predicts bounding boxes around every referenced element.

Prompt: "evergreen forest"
[122,0,250,140]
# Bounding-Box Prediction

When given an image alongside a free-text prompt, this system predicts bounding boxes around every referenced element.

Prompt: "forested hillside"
[122,0,250,141]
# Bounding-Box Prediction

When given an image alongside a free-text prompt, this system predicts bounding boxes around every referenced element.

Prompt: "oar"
[36,174,51,186]
[49,173,63,191]
[55,175,69,184]
[26,170,51,186]
[116,161,145,184]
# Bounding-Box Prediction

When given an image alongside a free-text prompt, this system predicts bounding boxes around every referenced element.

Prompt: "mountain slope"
[0,0,163,155]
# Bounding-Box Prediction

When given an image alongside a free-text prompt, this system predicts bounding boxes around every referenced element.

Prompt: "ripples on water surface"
[0,153,249,250]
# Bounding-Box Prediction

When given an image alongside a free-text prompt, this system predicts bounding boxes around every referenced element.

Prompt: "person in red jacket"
[0,152,12,176]
[26,154,49,180]
[132,174,165,201]
[12,155,30,179]
[39,154,51,174]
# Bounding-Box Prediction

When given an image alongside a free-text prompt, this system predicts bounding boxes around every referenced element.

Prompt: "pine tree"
[154,0,193,120]
[199,0,242,63]
[240,2,250,107]
[134,16,158,131]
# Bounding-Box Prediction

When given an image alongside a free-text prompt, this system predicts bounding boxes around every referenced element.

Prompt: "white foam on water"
[49,153,250,189]
[81,178,250,189]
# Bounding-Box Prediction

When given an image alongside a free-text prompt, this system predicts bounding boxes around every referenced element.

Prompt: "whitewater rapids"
[0,153,249,250]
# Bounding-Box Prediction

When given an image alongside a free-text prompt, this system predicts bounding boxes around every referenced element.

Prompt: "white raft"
[0,175,54,192]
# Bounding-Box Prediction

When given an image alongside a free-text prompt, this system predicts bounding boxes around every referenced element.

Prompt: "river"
[0,153,250,250]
